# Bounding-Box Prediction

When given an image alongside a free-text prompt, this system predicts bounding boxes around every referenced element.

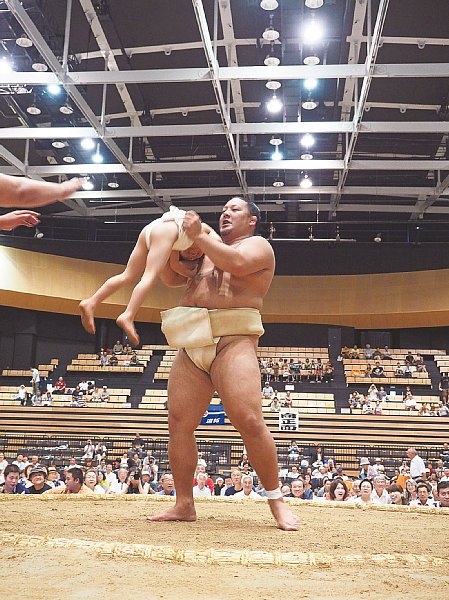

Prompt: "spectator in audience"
[438,373,449,404]
[281,484,291,496]
[123,343,132,355]
[129,352,141,366]
[323,362,334,383]
[192,472,212,497]
[47,467,94,495]
[213,477,225,496]
[409,482,435,507]
[374,400,383,415]
[30,367,40,395]
[436,480,449,507]
[82,440,95,462]
[371,475,390,504]
[364,344,374,359]
[329,479,349,502]
[282,391,293,409]
[405,351,414,365]
[47,467,65,489]
[362,399,374,415]
[371,361,385,378]
[15,385,27,406]
[113,340,124,354]
[348,391,361,409]
[219,476,233,496]
[382,346,392,360]
[137,470,157,495]
[353,479,373,504]
[349,479,361,499]
[0,464,29,494]
[28,466,52,494]
[286,478,313,500]
[404,388,417,411]
[286,465,301,482]
[84,469,106,494]
[270,395,281,412]
[13,454,29,471]
[394,362,405,378]
[315,477,331,500]
[193,465,214,494]
[418,402,431,416]
[100,386,110,403]
[224,469,243,496]
[372,348,382,360]
[105,463,117,485]
[109,468,129,494]
[42,391,52,407]
[261,381,274,401]
[388,483,405,505]
[407,447,426,479]
[108,353,118,367]
[234,475,260,499]
[0,453,8,473]
[404,479,418,504]
[31,390,43,407]
[53,377,67,394]
[377,386,388,402]
[99,351,109,367]
[157,473,176,496]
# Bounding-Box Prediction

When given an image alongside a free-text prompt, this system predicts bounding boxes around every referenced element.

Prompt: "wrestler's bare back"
[180,236,275,310]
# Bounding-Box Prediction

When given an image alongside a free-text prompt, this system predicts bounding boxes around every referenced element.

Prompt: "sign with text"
[200,404,225,426]
[279,410,299,431]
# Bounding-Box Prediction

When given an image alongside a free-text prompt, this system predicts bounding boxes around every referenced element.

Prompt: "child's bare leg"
[80,226,152,335]
[116,222,179,345]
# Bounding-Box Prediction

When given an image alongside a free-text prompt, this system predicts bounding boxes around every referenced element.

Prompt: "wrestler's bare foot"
[116,313,140,346]
[147,505,197,523]
[268,499,300,531]
[79,299,96,335]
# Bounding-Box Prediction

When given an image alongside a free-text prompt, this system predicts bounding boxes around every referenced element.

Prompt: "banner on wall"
[200,404,226,426]
[279,410,299,432]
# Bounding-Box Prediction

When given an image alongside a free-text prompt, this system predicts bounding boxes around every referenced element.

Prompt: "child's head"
[180,244,204,261]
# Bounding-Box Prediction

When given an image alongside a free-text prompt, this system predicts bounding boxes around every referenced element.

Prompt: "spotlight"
[260,0,278,9]
[59,102,74,115]
[16,35,33,48]
[108,175,119,189]
[304,78,318,91]
[303,54,320,66]
[300,174,313,188]
[301,152,313,160]
[82,179,94,191]
[47,83,62,95]
[52,140,66,149]
[271,148,283,161]
[272,177,284,187]
[63,154,76,163]
[262,26,280,41]
[303,19,323,44]
[264,54,280,67]
[266,93,283,113]
[92,144,104,163]
[266,80,281,90]
[26,103,41,115]
[301,133,315,148]
[0,58,13,74]
[81,138,96,151]
[302,98,318,110]
[269,135,282,146]
[34,228,44,239]
[32,62,48,72]
[305,0,324,7]
[374,233,382,243]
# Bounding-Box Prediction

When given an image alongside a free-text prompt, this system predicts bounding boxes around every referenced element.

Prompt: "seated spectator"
[99,351,109,367]
[28,466,52,494]
[108,353,118,366]
[224,469,243,496]
[270,395,281,412]
[157,473,176,496]
[371,475,390,504]
[348,391,361,409]
[84,469,106,494]
[404,478,418,504]
[438,402,449,417]
[82,439,95,462]
[47,467,65,489]
[315,476,331,500]
[213,476,225,496]
[329,478,350,501]
[409,482,435,507]
[281,484,291,496]
[363,364,372,378]
[129,352,141,366]
[138,470,158,495]
[79,380,89,393]
[377,386,388,402]
[436,480,449,507]
[418,402,432,416]
[374,400,383,415]
[282,391,293,409]
[272,361,280,382]
[362,400,374,415]
[394,362,405,377]
[352,478,373,504]
[388,483,405,505]
[349,345,359,359]
[349,479,361,499]
[404,389,417,411]
[281,363,292,382]
[42,391,52,406]
[286,465,301,482]
[323,362,334,383]
[286,478,313,500]
[261,381,274,401]
[90,387,101,402]
[371,361,385,377]
[113,340,124,354]
[288,441,300,459]
[31,390,43,406]
[233,474,261,499]
[372,348,382,360]
[0,464,29,494]
[15,384,27,405]
[12,454,29,471]
[108,468,130,494]
[47,467,94,495]
[405,351,415,365]
[364,343,374,359]
[100,386,110,403]
[382,346,392,360]
[193,472,212,497]
[340,346,350,359]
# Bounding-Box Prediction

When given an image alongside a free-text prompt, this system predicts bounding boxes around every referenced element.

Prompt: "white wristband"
[265,488,283,500]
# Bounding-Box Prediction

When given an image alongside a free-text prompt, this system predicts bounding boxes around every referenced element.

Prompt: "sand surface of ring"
[1,497,448,600]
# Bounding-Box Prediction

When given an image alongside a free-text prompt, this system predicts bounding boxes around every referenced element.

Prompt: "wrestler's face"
[219,198,256,240]
[180,244,203,261]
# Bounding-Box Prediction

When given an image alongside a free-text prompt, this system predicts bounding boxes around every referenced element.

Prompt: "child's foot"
[79,300,96,335]
[116,313,140,346]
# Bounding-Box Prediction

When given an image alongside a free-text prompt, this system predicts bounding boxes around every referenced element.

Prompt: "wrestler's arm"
[0,174,84,208]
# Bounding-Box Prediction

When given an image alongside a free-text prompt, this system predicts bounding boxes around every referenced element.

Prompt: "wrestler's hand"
[183,210,202,240]
[0,210,40,231]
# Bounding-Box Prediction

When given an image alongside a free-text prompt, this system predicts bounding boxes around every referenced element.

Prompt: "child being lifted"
[79,206,215,346]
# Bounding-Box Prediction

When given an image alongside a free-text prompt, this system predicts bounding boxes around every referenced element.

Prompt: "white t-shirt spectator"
[410,455,426,479]
[233,490,261,499]
[108,480,128,494]
[192,485,211,498]
[370,489,391,505]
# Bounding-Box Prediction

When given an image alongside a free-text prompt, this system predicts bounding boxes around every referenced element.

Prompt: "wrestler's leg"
[116,222,179,345]
[211,336,299,531]
[79,226,152,335]
[148,349,214,522]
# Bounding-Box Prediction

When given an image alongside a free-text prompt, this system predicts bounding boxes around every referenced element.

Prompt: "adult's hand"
[182,210,203,239]
[0,210,40,231]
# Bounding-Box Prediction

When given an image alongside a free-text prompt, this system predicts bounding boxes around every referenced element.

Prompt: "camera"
[133,470,141,480]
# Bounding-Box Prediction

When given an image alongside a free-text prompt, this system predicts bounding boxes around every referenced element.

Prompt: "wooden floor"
[1,406,448,446]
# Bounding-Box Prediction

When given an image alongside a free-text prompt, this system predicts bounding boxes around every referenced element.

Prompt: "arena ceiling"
[1,0,449,243]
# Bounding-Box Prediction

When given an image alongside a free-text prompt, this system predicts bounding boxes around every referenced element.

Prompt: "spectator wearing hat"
[47,467,65,489]
[28,466,52,494]
[46,467,94,495]
[0,464,29,494]
[359,457,370,480]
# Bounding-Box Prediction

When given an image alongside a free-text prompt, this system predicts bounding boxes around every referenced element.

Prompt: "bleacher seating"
[0,385,131,410]
[435,355,449,374]
[67,352,149,373]
[153,350,177,380]
[350,393,441,416]
[1,359,59,378]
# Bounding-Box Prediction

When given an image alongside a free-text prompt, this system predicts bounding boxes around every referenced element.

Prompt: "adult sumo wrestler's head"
[219,197,260,241]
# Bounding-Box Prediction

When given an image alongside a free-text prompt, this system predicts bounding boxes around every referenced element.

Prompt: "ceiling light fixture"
[300,174,313,188]
[52,140,66,149]
[32,62,48,72]
[16,34,33,48]
[304,78,318,91]
[262,14,280,41]
[47,83,61,95]
[271,148,283,161]
[303,54,320,66]
[266,80,281,90]
[264,42,280,66]
[305,0,324,8]
[301,133,315,147]
[26,103,41,116]
[108,175,120,189]
[266,93,283,113]
[301,152,313,160]
[303,18,323,45]
[81,138,96,151]
[272,177,284,187]
[260,0,278,9]
[63,154,76,163]
[82,179,94,191]
[374,233,382,243]
[59,102,74,115]
[34,228,44,239]
[302,98,318,110]
[269,135,282,146]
